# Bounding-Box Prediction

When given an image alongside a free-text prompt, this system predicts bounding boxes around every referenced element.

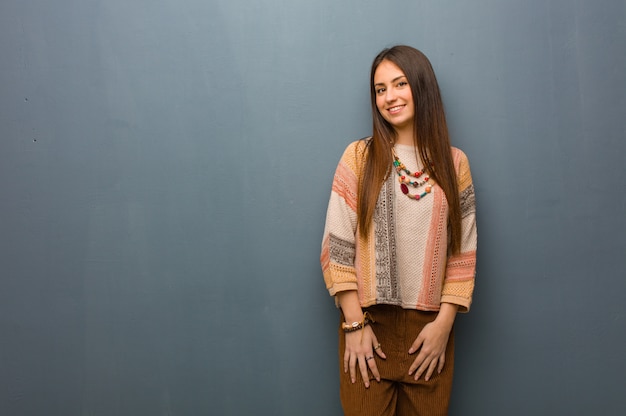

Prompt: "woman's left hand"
[407,320,451,381]
[407,303,458,381]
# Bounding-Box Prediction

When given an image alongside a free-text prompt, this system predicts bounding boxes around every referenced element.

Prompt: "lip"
[387,105,405,115]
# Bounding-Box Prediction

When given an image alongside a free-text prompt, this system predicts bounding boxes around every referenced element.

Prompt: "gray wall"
[1,0,625,415]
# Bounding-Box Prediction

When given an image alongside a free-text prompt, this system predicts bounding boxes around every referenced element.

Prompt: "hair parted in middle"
[357,45,462,254]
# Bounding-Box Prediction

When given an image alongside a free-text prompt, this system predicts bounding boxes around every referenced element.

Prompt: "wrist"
[337,290,365,323]
[435,303,458,328]
[341,311,374,333]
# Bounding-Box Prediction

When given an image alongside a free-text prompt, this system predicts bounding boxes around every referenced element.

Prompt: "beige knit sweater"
[321,140,477,312]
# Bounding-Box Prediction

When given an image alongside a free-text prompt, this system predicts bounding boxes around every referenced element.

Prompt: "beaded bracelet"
[341,311,374,333]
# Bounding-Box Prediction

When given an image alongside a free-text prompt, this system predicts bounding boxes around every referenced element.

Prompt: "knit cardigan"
[321,140,477,312]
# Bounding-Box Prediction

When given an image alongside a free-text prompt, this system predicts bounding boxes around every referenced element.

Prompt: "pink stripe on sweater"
[331,161,358,212]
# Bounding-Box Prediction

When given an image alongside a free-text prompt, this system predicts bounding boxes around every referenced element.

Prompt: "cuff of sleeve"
[324,263,358,296]
[328,282,359,297]
[440,295,472,313]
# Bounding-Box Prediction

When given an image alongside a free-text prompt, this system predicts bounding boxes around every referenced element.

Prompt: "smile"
[388,105,405,114]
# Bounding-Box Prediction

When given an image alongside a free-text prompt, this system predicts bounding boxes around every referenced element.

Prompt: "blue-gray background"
[1,0,625,415]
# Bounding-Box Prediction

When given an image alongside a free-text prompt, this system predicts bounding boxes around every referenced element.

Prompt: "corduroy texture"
[321,140,477,312]
[338,305,455,416]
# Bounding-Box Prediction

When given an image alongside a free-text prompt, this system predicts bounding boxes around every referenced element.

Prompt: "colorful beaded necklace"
[392,148,432,201]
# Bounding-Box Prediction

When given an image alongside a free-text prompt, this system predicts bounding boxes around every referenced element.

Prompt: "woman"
[321,45,477,415]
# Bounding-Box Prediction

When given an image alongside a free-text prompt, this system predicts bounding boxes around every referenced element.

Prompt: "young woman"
[321,45,477,415]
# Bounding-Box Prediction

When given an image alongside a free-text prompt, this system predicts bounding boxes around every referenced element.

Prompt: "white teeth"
[389,105,404,111]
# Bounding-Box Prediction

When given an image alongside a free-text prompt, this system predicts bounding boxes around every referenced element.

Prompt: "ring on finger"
[366,356,374,361]
[373,343,381,351]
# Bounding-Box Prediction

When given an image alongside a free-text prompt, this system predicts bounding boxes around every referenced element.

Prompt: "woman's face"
[374,60,415,132]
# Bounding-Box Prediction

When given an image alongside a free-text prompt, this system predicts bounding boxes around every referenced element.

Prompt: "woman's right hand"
[343,325,386,388]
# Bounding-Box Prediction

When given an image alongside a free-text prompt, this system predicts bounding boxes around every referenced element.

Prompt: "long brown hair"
[357,45,462,254]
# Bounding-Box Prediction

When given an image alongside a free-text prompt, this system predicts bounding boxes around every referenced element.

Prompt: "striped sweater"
[321,140,477,312]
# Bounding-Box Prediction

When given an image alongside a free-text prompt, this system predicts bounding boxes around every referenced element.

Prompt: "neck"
[394,126,414,146]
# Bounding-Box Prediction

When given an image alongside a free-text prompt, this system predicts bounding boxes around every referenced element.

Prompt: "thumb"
[408,334,424,355]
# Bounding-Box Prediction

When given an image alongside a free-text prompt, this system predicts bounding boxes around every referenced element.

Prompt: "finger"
[372,341,386,359]
[358,356,370,388]
[366,355,381,382]
[424,357,438,381]
[408,336,424,355]
[414,361,428,381]
[437,353,446,374]
[375,347,386,359]
[349,354,357,384]
[413,354,431,380]
[408,352,425,376]
[343,350,350,373]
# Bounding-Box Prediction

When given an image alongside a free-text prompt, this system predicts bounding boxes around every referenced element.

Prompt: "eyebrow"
[374,75,407,87]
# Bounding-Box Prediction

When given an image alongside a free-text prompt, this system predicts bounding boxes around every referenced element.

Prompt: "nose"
[384,88,397,103]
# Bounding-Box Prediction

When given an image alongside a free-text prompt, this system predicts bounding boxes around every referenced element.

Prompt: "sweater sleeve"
[440,149,477,312]
[320,141,365,296]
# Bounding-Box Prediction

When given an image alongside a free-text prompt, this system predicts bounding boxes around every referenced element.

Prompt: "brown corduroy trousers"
[338,304,455,416]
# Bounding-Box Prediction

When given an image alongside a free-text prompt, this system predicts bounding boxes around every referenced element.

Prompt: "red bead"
[400,184,409,194]
[415,194,420,200]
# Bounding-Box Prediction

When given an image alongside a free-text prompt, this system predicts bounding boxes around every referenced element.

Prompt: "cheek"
[403,92,414,107]
[375,97,386,114]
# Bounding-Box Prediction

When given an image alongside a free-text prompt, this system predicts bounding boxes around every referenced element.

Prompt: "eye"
[398,81,408,87]
[376,87,386,95]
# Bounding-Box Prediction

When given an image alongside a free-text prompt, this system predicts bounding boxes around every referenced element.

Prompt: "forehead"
[374,60,406,84]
